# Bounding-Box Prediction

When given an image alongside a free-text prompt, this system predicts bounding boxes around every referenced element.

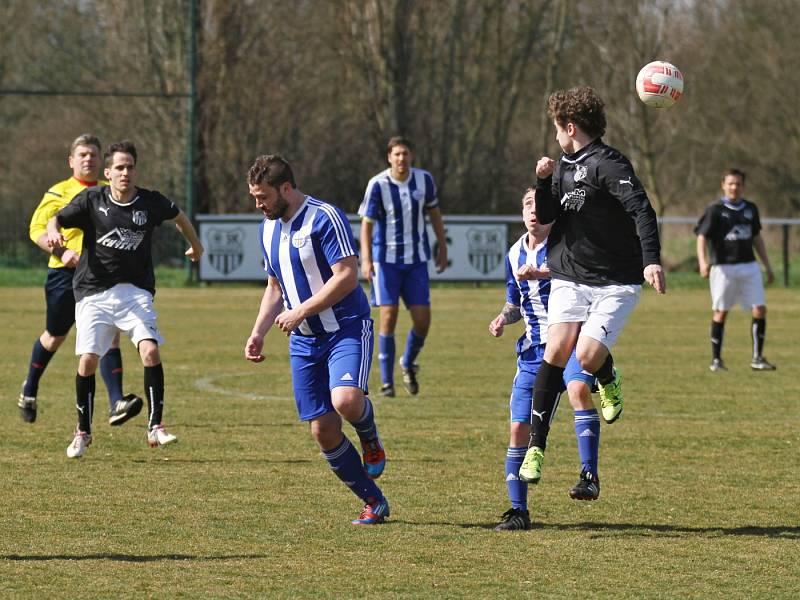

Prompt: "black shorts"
[44,267,77,336]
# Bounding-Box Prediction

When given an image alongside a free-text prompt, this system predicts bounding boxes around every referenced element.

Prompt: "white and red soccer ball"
[636,61,684,108]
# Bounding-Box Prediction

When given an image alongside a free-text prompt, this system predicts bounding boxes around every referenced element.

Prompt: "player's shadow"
[456,521,800,538]
[130,458,314,465]
[1,553,269,562]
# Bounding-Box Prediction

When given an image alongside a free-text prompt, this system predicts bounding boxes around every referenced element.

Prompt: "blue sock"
[100,348,124,409]
[322,436,384,504]
[402,329,426,368]
[574,409,600,474]
[24,340,56,397]
[378,334,395,386]
[349,397,378,443]
[505,446,528,510]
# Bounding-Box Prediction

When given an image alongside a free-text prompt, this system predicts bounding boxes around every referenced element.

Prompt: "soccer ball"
[636,61,684,108]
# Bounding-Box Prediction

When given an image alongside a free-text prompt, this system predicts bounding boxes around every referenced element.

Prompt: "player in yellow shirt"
[18,134,142,425]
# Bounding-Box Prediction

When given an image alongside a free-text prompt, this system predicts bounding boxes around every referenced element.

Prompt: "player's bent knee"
[78,353,100,376]
[567,381,594,411]
[509,421,530,446]
[331,387,365,418]
[137,340,161,366]
[41,332,67,352]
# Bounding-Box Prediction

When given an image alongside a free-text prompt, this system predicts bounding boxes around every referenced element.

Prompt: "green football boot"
[518,446,545,484]
[599,369,623,424]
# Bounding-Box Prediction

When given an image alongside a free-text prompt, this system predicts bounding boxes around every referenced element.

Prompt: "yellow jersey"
[29,177,107,269]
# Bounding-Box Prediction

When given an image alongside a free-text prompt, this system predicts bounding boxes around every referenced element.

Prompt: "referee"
[695,168,776,371]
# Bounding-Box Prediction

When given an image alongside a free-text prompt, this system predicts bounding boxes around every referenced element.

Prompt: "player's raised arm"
[246,276,284,362]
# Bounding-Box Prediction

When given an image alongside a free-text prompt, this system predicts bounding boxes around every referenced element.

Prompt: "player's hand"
[46,230,65,249]
[185,244,204,262]
[60,249,80,268]
[361,259,373,282]
[275,307,305,335]
[644,264,666,294]
[765,267,775,285]
[516,264,550,281]
[698,263,710,278]
[435,243,448,273]
[535,157,555,179]
[245,334,265,363]
[489,315,505,337]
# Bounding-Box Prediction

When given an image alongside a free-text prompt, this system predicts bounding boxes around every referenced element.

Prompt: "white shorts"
[75,283,164,356]
[709,262,765,311]
[547,279,641,350]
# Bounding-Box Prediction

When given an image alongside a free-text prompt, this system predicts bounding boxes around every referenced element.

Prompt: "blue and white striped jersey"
[260,196,371,336]
[358,167,439,264]
[505,233,550,354]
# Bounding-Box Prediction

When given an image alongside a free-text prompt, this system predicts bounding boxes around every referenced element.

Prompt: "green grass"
[1,286,798,598]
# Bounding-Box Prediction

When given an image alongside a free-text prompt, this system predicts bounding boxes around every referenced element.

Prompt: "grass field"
[1,284,798,598]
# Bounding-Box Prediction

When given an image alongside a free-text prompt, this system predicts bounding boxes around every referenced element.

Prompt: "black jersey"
[694,198,761,265]
[56,185,180,301]
[534,139,661,286]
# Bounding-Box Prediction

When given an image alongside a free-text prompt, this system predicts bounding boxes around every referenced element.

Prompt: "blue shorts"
[44,268,77,337]
[289,318,374,422]
[371,261,430,307]
[509,346,597,423]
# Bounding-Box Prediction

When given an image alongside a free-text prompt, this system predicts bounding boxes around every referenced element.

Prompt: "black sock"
[594,354,614,385]
[24,340,56,397]
[529,360,565,450]
[711,321,725,361]
[76,373,95,434]
[99,348,124,409]
[752,318,766,358]
[144,364,165,430]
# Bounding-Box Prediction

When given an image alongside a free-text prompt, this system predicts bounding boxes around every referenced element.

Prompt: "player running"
[245,154,389,525]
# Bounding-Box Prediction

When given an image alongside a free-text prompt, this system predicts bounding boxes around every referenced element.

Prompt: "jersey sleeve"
[750,202,762,236]
[505,255,521,306]
[153,192,181,224]
[258,220,276,277]
[694,204,717,237]
[423,171,439,209]
[29,186,66,243]
[358,179,384,221]
[56,189,92,230]
[598,156,661,266]
[535,169,560,225]
[318,204,358,266]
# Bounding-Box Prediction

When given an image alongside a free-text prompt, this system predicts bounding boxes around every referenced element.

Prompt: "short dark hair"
[70,133,101,155]
[548,86,606,139]
[387,136,413,153]
[104,140,137,167]
[722,168,746,183]
[247,154,296,188]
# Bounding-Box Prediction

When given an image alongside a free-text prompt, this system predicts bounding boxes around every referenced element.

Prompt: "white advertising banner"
[198,215,508,282]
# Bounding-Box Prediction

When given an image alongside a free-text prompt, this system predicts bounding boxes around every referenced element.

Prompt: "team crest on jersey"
[467,227,504,275]
[291,232,309,248]
[412,189,424,201]
[132,210,148,226]
[574,165,588,182]
[207,227,245,275]
[743,208,753,220]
